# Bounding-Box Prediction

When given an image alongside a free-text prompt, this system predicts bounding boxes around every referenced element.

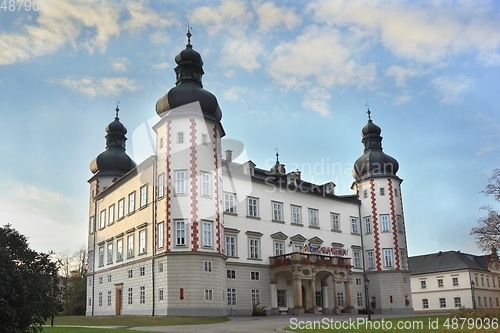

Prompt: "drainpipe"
[151,156,157,316]
[357,197,371,320]
[91,194,98,316]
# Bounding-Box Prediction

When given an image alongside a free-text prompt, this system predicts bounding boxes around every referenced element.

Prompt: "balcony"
[270,252,351,268]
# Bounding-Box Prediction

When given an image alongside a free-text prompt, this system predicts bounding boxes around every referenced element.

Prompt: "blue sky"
[0,0,499,257]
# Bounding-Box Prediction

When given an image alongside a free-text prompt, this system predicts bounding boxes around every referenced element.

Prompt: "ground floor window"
[204,289,213,301]
[251,289,260,305]
[454,297,461,307]
[337,292,344,307]
[422,298,428,309]
[315,291,323,307]
[356,292,363,307]
[227,288,236,305]
[439,298,446,308]
[277,289,286,307]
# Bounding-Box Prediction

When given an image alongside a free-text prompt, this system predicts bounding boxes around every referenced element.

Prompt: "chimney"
[225,150,233,162]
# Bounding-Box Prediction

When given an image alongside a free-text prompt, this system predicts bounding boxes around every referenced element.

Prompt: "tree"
[58,247,87,315]
[0,224,60,333]
[471,169,500,252]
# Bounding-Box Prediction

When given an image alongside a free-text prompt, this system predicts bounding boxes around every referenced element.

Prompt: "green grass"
[286,315,500,332]
[43,328,153,333]
[45,315,228,327]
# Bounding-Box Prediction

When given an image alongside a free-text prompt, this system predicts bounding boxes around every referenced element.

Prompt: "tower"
[352,109,413,314]
[152,29,227,316]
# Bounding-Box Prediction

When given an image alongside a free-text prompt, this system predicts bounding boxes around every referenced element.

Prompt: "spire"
[185,21,192,46]
[275,147,280,165]
[366,103,371,121]
[115,101,120,119]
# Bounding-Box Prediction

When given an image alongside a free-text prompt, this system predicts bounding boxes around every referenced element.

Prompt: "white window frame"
[224,193,236,213]
[201,172,211,197]
[128,191,136,214]
[128,288,133,305]
[159,289,164,301]
[353,250,361,268]
[108,204,115,225]
[139,229,146,254]
[157,222,164,249]
[272,201,283,221]
[247,197,259,217]
[331,213,340,231]
[204,260,212,272]
[421,280,426,289]
[400,249,407,268]
[364,216,371,233]
[202,221,213,247]
[249,238,260,259]
[116,238,123,261]
[367,250,374,268]
[177,132,184,143]
[274,241,285,256]
[140,286,145,304]
[157,173,165,198]
[251,271,260,280]
[380,187,385,196]
[383,248,393,267]
[351,217,359,234]
[227,288,236,305]
[204,289,213,301]
[107,243,113,264]
[202,133,208,145]
[439,297,446,308]
[308,208,319,227]
[397,215,404,233]
[99,209,106,229]
[175,220,186,246]
[127,234,134,258]
[291,205,302,225]
[225,235,237,257]
[98,245,104,267]
[422,298,429,309]
[118,198,125,219]
[251,289,260,305]
[140,266,145,276]
[380,214,390,232]
[140,185,147,208]
[175,170,187,195]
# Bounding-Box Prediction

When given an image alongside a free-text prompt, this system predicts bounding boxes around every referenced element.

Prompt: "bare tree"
[57,246,87,315]
[471,169,500,252]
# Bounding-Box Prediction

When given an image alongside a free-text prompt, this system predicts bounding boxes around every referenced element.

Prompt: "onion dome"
[353,109,399,180]
[156,29,222,122]
[90,106,136,177]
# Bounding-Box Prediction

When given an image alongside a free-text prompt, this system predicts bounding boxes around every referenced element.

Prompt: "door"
[115,288,122,315]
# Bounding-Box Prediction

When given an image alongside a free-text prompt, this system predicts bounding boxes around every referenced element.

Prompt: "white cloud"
[111,57,130,72]
[431,75,473,104]
[57,76,140,98]
[476,146,494,156]
[384,65,426,87]
[123,1,173,35]
[255,2,301,31]
[220,37,264,71]
[152,62,169,70]
[394,93,412,105]
[223,87,244,101]
[302,87,331,116]
[190,0,253,36]
[150,31,170,45]
[307,0,500,66]
[267,25,376,90]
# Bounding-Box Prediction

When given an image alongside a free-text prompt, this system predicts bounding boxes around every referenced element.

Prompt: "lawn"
[43,328,153,333]
[286,315,500,332]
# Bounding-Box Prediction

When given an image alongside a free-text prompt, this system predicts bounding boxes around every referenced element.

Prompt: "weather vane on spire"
[365,102,371,120]
[275,147,280,164]
[185,21,193,45]
[115,100,120,119]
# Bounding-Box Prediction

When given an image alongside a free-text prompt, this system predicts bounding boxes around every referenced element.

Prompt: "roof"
[409,250,490,275]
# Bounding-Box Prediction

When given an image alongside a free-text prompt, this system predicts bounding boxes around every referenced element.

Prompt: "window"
[400,249,407,268]
[204,261,212,272]
[202,133,208,145]
[364,216,371,233]
[140,286,145,304]
[277,290,287,307]
[481,277,484,286]
[128,191,136,214]
[247,197,259,217]
[251,271,260,280]
[291,205,302,224]
[397,215,404,233]
[224,193,236,213]
[316,291,323,307]
[337,292,344,307]
[204,289,213,301]
[175,170,187,194]
[99,276,103,284]
[159,289,164,301]
[107,243,113,264]
[251,289,260,305]
[107,291,112,306]
[99,210,106,229]
[89,216,95,233]
[367,250,374,268]
[127,234,134,258]
[439,298,446,308]
[88,298,92,307]
[380,187,385,196]
[128,288,133,304]
[116,238,123,261]
[355,278,362,285]
[383,249,393,267]
[351,217,359,234]
[438,278,444,287]
[309,209,319,227]
[227,288,236,305]
[274,241,284,256]
[140,266,145,276]
[128,269,133,278]
[159,137,164,148]
[293,244,303,252]
[201,172,211,197]
[157,173,165,198]
[452,277,459,286]
[157,222,164,249]
[487,278,490,287]
[489,297,493,307]
[363,190,368,198]
[380,214,390,232]
[177,132,184,143]
[403,276,408,283]
[357,292,363,307]
[98,292,102,306]
[272,202,283,221]
[140,185,147,207]
[108,204,115,225]
[478,297,481,307]
[175,220,186,246]
[422,299,429,309]
[331,213,340,231]
[227,270,235,279]
[98,246,104,267]
[202,221,212,247]
[395,188,399,197]
[107,274,112,282]
[421,280,426,289]
[158,262,164,273]
[225,235,236,257]
[249,238,260,259]
[118,198,125,219]
[353,251,361,268]
[454,297,461,307]
[139,229,146,254]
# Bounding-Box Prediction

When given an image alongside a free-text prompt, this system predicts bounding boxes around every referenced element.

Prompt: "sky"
[0,0,499,257]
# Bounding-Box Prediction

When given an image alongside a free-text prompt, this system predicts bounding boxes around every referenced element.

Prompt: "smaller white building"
[410,250,500,312]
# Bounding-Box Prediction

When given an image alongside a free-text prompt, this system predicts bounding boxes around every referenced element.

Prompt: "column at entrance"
[310,278,319,314]
[270,278,278,315]
[322,280,329,314]
[345,279,355,312]
[292,277,304,315]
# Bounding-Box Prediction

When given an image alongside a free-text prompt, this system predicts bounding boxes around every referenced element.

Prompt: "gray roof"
[409,250,490,275]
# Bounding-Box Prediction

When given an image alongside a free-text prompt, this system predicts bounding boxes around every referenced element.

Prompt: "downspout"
[91,195,98,316]
[151,156,157,316]
[357,193,371,320]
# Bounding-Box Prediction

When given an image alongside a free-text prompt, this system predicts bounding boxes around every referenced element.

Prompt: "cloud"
[384,65,426,87]
[190,0,253,36]
[152,62,169,70]
[0,0,173,65]
[150,31,170,45]
[307,0,500,66]
[302,87,331,116]
[220,37,264,71]
[111,57,130,72]
[255,2,301,31]
[57,76,140,98]
[267,25,376,90]
[431,75,473,104]
[476,146,494,156]
[223,87,244,101]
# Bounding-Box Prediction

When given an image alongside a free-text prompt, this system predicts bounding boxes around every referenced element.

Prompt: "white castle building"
[86,32,413,316]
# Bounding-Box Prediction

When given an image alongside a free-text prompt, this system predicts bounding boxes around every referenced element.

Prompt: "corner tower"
[152,29,226,316]
[352,109,412,314]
